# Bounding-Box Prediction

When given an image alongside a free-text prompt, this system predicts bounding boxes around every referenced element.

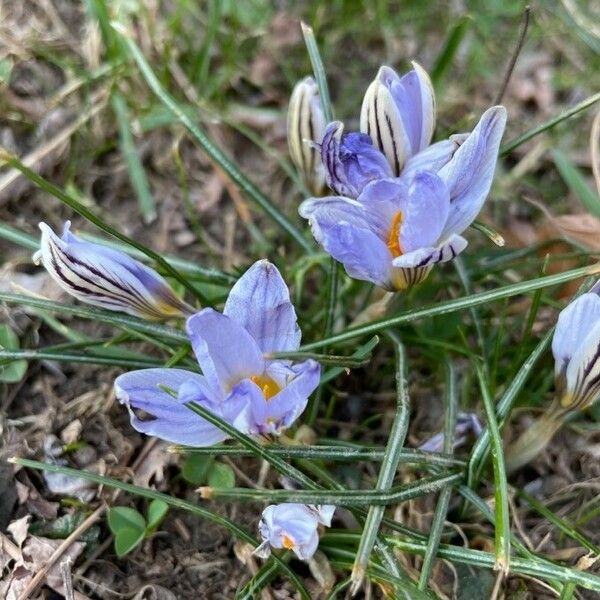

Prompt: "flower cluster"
[299,63,507,290]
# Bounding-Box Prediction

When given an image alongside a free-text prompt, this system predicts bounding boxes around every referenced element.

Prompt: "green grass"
[2,0,600,597]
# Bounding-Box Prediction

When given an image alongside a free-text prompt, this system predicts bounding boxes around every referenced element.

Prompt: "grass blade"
[111,91,157,223]
[301,22,334,122]
[551,148,600,217]
[114,25,314,254]
[11,457,310,600]
[299,263,600,351]
[430,16,472,85]
[477,363,511,574]
[0,149,207,304]
[350,334,410,591]
[418,360,458,590]
[0,292,187,343]
[199,472,461,506]
[501,92,600,156]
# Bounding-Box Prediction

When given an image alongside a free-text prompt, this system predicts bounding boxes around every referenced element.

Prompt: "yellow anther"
[386,211,404,257]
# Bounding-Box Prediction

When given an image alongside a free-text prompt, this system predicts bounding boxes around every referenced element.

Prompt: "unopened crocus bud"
[507,282,600,472]
[552,281,600,411]
[360,62,435,175]
[34,221,191,320]
[287,76,327,196]
[254,503,334,561]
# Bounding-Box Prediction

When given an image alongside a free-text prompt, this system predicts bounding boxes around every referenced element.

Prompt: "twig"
[494,5,531,104]
[17,505,105,600]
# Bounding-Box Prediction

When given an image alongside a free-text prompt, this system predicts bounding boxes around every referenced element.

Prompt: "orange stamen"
[386,211,403,257]
[250,374,281,400]
[282,534,296,549]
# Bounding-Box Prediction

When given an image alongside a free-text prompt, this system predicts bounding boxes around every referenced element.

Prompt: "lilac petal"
[399,171,450,252]
[388,62,435,155]
[179,377,254,442]
[402,139,463,181]
[115,368,225,446]
[320,121,392,197]
[224,260,301,354]
[311,505,335,527]
[392,234,468,269]
[258,504,320,561]
[249,360,320,435]
[186,309,264,394]
[300,193,393,241]
[564,319,600,409]
[34,222,189,319]
[552,292,600,377]
[316,221,394,289]
[439,106,507,237]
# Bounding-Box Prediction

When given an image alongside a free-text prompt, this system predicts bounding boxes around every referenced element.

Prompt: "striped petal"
[287,76,327,196]
[34,222,190,320]
[360,63,435,175]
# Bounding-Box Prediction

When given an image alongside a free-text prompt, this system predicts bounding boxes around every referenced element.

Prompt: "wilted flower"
[360,63,435,175]
[552,280,600,411]
[115,260,320,446]
[418,412,483,453]
[33,221,191,319]
[300,106,507,290]
[255,503,335,561]
[288,76,327,195]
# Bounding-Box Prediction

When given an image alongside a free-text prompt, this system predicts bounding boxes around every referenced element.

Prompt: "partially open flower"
[34,221,191,319]
[552,281,600,411]
[288,77,327,196]
[254,503,334,561]
[319,121,392,197]
[115,260,320,446]
[300,106,506,290]
[360,63,435,175]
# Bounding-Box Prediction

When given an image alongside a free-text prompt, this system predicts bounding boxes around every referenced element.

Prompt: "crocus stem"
[505,409,564,473]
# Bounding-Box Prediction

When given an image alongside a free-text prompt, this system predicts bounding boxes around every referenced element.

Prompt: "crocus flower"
[255,503,335,561]
[418,412,482,453]
[299,106,507,290]
[288,76,327,196]
[360,63,435,175]
[33,221,191,319]
[552,280,600,411]
[115,260,320,446]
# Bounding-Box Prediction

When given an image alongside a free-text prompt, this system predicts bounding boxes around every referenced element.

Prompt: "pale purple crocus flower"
[255,503,335,561]
[300,106,507,290]
[551,280,600,411]
[33,221,192,319]
[115,260,320,446]
[288,76,327,196]
[361,63,435,175]
[418,413,483,453]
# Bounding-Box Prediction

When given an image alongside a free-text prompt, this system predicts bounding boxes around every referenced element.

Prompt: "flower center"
[386,210,404,257]
[250,374,281,400]
[282,534,296,549]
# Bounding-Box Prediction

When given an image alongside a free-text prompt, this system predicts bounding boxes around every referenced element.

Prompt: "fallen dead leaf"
[7,515,30,548]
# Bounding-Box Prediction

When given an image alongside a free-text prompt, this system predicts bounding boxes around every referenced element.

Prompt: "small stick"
[494,6,531,105]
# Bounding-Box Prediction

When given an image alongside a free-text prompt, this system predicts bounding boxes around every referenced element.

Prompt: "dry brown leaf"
[7,515,30,548]
[546,213,600,251]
